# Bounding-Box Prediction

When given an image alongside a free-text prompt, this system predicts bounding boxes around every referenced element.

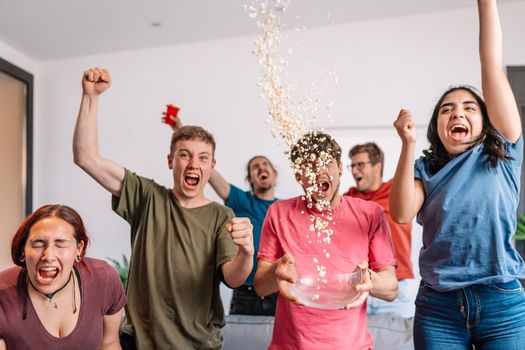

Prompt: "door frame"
[0,57,33,215]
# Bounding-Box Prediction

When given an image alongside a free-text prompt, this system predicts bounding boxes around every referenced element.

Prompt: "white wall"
[0,40,37,74]
[13,2,525,306]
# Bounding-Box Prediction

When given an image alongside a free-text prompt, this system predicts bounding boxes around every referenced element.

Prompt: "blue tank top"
[414,136,525,291]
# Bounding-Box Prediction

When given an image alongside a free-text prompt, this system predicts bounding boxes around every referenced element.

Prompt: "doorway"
[0,57,33,269]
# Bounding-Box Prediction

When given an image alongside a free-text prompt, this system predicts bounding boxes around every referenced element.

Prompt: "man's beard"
[255,183,273,193]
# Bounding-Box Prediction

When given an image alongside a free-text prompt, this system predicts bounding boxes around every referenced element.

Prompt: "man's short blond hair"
[170,125,216,156]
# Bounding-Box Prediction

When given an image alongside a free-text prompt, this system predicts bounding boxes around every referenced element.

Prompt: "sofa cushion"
[368,315,414,350]
[222,314,413,350]
[223,315,273,350]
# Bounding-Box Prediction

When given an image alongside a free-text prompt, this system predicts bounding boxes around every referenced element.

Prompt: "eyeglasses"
[347,161,372,170]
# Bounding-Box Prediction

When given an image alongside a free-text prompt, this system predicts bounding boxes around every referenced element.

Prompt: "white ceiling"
[1,0,523,61]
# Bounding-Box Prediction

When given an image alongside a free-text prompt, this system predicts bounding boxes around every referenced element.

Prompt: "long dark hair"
[424,86,511,174]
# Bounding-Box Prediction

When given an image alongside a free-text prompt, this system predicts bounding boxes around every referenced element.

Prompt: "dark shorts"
[120,332,137,350]
[229,285,278,316]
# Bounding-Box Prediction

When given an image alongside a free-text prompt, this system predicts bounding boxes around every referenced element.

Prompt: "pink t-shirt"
[258,196,396,350]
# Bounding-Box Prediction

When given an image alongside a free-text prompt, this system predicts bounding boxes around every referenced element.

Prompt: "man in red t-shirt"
[344,142,415,318]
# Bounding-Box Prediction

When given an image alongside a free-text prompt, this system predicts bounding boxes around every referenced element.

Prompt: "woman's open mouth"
[38,266,59,282]
[449,124,469,141]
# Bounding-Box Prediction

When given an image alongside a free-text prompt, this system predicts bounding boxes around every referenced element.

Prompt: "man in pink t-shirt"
[254,131,398,350]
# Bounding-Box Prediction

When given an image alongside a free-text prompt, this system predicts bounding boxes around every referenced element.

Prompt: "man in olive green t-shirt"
[73,67,254,349]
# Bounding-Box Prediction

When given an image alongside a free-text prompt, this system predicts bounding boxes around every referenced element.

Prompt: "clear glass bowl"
[285,254,364,309]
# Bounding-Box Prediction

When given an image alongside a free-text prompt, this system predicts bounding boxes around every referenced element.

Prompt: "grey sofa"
[222,314,414,350]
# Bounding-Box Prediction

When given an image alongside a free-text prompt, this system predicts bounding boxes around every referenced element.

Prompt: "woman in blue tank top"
[390,1,525,349]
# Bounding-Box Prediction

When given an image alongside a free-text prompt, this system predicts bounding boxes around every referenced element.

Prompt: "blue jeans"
[414,280,525,350]
[367,279,415,318]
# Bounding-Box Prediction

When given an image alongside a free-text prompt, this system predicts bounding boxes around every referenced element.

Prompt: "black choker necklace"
[28,271,76,312]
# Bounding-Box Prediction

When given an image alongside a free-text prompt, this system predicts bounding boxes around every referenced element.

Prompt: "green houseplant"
[515,213,525,241]
[107,254,129,287]
[515,213,525,288]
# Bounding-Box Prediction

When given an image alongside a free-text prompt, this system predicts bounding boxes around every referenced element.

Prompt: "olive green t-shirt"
[112,169,237,349]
